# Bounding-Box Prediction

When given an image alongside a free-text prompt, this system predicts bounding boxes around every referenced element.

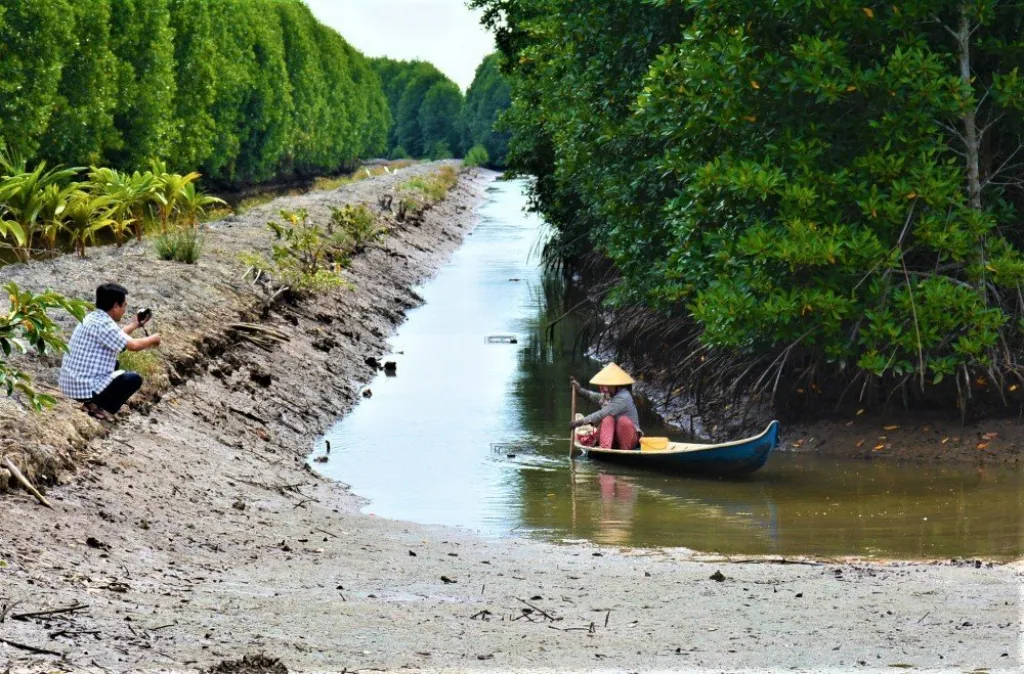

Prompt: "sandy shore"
[0,166,1020,673]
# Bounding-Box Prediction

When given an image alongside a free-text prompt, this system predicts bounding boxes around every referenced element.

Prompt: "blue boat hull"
[581,421,780,476]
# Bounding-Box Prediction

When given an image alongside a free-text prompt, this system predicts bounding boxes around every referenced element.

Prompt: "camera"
[137,308,153,324]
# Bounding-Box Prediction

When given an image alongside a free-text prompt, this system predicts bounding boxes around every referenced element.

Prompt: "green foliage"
[0,282,89,410]
[0,0,391,188]
[329,204,388,253]
[107,0,178,169]
[478,0,1024,409]
[462,53,511,166]
[154,226,203,263]
[463,144,490,168]
[419,81,465,157]
[371,58,464,159]
[400,166,460,206]
[0,0,74,160]
[261,209,348,294]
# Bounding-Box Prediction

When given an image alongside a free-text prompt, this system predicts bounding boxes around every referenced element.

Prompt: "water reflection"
[318,177,1024,560]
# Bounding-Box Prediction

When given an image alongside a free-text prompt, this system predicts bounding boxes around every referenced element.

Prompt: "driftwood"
[2,457,53,509]
[0,636,63,656]
[227,323,291,342]
[12,604,88,622]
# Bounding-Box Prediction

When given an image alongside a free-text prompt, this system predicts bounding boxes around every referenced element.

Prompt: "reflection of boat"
[576,421,780,476]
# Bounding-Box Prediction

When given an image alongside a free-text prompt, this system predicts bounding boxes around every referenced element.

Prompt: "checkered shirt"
[59,310,130,400]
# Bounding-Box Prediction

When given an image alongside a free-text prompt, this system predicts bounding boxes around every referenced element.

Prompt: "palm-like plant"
[154,170,202,232]
[37,181,84,252]
[0,162,81,261]
[87,167,160,242]
[63,191,116,258]
[177,183,227,228]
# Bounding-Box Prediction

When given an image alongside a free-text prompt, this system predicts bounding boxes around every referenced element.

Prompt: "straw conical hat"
[589,363,635,386]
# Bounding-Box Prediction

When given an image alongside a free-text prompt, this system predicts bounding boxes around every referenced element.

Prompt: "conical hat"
[589,363,635,386]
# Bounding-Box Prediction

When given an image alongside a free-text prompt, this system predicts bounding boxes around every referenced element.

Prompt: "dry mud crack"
[0,166,1020,673]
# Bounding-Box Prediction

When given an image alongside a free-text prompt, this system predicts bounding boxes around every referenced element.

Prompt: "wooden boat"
[575,420,780,476]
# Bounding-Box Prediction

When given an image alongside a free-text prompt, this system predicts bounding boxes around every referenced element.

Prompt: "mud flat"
[0,165,1019,673]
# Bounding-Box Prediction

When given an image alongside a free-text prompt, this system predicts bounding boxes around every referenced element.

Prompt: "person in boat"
[569,363,642,450]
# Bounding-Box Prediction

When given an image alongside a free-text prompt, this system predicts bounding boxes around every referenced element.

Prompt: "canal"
[314,177,1024,560]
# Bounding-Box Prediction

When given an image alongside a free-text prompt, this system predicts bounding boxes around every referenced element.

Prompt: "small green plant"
[400,166,460,207]
[154,227,204,263]
[118,350,163,379]
[390,146,410,160]
[247,209,349,295]
[463,144,490,168]
[329,204,388,253]
[1,282,90,410]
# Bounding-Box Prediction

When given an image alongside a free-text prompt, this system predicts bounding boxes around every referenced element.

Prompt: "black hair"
[96,283,128,311]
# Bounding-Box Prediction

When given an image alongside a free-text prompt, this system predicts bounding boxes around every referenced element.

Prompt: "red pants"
[598,416,639,450]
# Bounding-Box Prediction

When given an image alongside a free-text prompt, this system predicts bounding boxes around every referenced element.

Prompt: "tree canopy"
[0,0,390,187]
[462,53,511,167]
[475,0,1024,413]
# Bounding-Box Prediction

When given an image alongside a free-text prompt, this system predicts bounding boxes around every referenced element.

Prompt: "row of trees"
[476,0,1024,414]
[0,0,390,187]
[371,56,511,165]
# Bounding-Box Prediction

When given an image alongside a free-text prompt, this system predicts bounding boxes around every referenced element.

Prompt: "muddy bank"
[0,167,1020,673]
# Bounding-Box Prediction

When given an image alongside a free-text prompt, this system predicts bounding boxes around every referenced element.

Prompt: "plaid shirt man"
[59,310,130,400]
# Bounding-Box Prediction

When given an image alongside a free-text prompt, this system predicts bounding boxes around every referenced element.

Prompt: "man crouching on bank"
[59,283,161,422]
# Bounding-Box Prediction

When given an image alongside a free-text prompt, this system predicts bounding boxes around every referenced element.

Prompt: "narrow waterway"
[315,178,1024,560]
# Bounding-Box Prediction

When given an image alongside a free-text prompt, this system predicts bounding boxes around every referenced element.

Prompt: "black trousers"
[83,372,143,414]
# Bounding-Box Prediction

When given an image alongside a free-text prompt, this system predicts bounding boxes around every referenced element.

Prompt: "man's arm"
[126,334,161,352]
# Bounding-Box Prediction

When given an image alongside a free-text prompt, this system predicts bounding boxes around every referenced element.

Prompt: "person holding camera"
[59,283,161,422]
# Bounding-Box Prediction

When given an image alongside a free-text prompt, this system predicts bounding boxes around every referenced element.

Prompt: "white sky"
[304,0,496,91]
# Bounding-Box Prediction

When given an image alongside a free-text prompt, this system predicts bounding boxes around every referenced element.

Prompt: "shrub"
[329,204,388,253]
[1,282,89,410]
[154,226,204,263]
[247,209,350,295]
[463,144,490,168]
[389,146,410,160]
[427,141,453,161]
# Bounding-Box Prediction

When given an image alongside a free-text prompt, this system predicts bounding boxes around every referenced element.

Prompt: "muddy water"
[316,178,1024,560]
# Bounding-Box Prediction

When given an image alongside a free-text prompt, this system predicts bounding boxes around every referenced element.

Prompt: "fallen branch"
[227,406,268,426]
[3,457,53,509]
[516,597,560,622]
[227,323,291,342]
[12,604,88,622]
[0,636,63,656]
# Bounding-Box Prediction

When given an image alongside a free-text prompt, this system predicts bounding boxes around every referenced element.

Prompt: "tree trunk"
[957,5,986,302]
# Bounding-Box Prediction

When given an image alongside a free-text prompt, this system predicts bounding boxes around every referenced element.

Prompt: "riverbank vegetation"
[1,150,225,261]
[0,0,390,188]
[372,56,511,166]
[477,0,1024,419]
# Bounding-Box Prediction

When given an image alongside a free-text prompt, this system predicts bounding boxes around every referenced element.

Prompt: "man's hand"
[569,376,581,392]
[149,334,161,348]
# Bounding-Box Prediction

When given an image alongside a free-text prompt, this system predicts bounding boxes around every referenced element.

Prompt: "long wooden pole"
[3,457,53,509]
[569,385,577,459]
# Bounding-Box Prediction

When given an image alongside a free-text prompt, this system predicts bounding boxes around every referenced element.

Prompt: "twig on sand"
[516,597,560,622]
[3,457,53,509]
[12,604,89,622]
[0,636,63,656]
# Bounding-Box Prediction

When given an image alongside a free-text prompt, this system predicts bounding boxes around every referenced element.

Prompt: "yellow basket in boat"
[640,436,670,452]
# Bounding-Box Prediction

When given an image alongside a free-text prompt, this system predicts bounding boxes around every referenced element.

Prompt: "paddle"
[568,384,577,459]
